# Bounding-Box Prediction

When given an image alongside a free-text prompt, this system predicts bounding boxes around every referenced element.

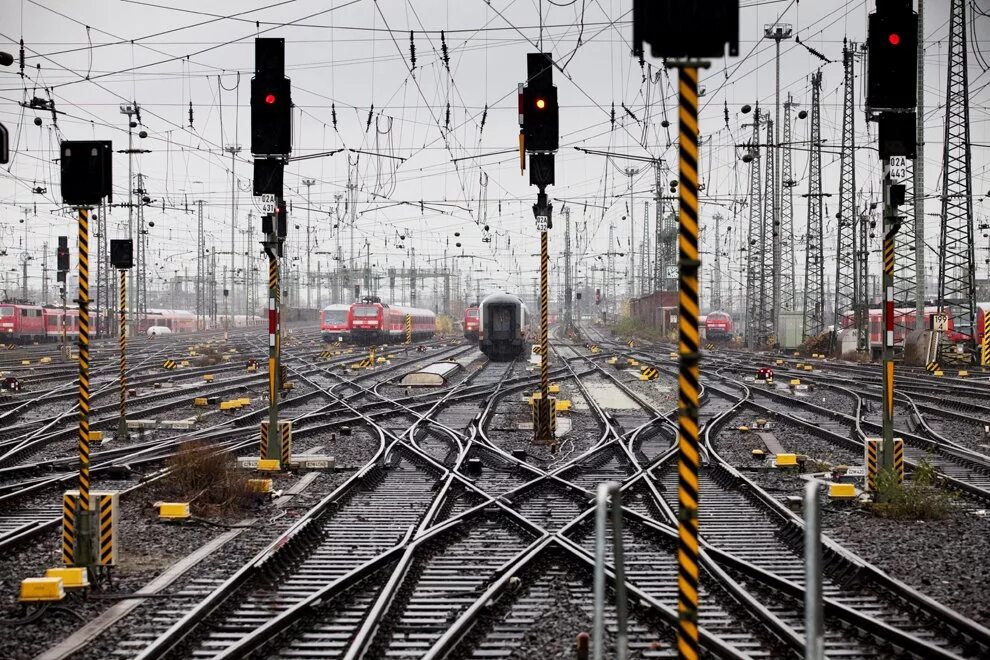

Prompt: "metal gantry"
[833,42,858,354]
[744,109,765,348]
[937,0,977,359]
[803,72,826,339]
[779,94,796,314]
[711,213,723,311]
[762,117,776,344]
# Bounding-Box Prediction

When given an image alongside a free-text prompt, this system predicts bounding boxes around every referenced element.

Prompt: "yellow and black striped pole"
[118,269,128,440]
[265,252,280,461]
[405,314,412,344]
[538,226,551,443]
[672,63,704,660]
[75,207,95,566]
[880,158,897,479]
[982,319,990,368]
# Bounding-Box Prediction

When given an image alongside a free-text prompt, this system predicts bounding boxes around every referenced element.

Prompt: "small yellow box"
[179,360,189,367]
[549,384,560,394]
[607,357,618,365]
[203,374,214,382]
[627,359,639,366]
[933,370,944,377]
[775,359,784,365]
[158,502,191,520]
[40,357,51,364]
[45,567,89,589]
[219,401,239,411]
[90,430,104,442]
[829,483,857,499]
[247,478,272,493]
[247,365,257,372]
[737,426,751,432]
[20,577,65,602]
[796,363,804,369]
[669,352,678,359]
[789,379,801,386]
[21,360,30,365]
[283,382,294,390]
[258,459,281,471]
[555,399,571,412]
[775,453,798,467]
[236,398,251,406]
[194,397,208,407]
[958,370,968,377]
[751,448,765,458]
[804,365,813,371]
[376,357,386,364]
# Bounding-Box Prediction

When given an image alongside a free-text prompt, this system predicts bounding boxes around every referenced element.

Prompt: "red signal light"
[265,93,276,105]
[888,33,900,46]
[535,98,546,110]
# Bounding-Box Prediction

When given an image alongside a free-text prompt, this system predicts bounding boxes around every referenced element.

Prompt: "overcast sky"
[0,0,987,312]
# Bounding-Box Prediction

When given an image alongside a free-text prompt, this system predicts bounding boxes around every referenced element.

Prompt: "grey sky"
[0,0,987,312]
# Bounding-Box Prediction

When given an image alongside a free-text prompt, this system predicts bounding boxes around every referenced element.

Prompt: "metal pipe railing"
[593,481,628,660]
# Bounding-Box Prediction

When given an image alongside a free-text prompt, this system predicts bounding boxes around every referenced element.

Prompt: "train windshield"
[466,309,479,318]
[491,306,513,334]
[325,310,348,324]
[0,306,12,317]
[353,306,378,317]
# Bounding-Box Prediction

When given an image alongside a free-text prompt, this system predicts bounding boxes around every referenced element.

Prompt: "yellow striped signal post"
[264,251,282,462]
[534,215,554,445]
[880,163,903,489]
[670,61,706,659]
[71,207,97,567]
[982,321,990,367]
[118,270,128,440]
[405,314,412,344]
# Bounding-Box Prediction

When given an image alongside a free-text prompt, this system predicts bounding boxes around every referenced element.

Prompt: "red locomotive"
[347,298,436,345]
[463,305,480,340]
[704,310,733,342]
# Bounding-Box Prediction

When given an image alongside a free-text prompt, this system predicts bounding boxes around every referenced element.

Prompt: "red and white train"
[0,303,196,343]
[320,299,437,344]
[463,305,480,340]
[839,306,973,347]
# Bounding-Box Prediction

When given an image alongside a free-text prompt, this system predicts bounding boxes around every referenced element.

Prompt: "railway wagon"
[841,306,958,348]
[479,293,529,361]
[320,304,352,342]
[348,299,436,344]
[463,305,480,340]
[43,308,79,340]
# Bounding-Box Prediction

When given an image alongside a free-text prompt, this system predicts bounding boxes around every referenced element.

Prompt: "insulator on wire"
[331,103,338,131]
[19,39,24,78]
[188,101,194,128]
[724,101,730,128]
[480,104,487,133]
[610,103,615,129]
[441,30,450,73]
[366,104,373,131]
[409,31,416,72]
[445,103,450,130]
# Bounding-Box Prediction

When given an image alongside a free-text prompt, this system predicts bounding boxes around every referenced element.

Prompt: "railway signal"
[110,240,133,442]
[867,0,918,493]
[633,4,738,658]
[60,139,115,573]
[519,53,559,446]
[251,37,292,468]
[866,0,918,112]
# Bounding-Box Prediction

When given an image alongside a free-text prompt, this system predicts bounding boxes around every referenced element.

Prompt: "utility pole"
[41,242,48,306]
[640,201,650,296]
[744,109,763,348]
[564,206,572,331]
[834,42,858,354]
[712,214,722,310]
[607,223,615,322]
[761,117,776,344]
[302,179,315,309]
[803,72,827,340]
[196,200,204,330]
[779,94,797,314]
[624,167,639,300]
[765,24,792,340]
[913,0,926,330]
[937,0,976,361]
[349,165,357,299]
[224,144,242,334]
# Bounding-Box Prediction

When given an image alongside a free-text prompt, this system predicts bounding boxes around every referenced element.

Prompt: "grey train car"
[478,293,530,361]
